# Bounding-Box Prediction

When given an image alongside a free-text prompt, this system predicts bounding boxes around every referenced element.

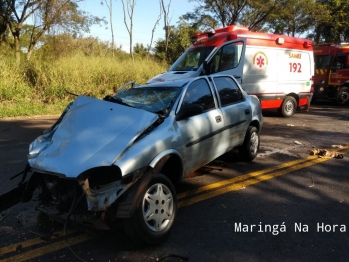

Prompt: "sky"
[78,0,197,52]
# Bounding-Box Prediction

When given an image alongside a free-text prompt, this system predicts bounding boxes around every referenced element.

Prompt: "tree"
[183,0,277,31]
[148,0,163,55]
[103,0,115,57]
[184,0,247,28]
[121,0,136,60]
[160,0,172,62]
[2,0,104,63]
[310,0,349,43]
[0,1,11,46]
[133,42,148,57]
[154,18,198,64]
[264,0,316,36]
[239,0,278,31]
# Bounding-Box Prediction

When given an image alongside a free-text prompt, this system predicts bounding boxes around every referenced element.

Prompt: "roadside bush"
[0,53,167,118]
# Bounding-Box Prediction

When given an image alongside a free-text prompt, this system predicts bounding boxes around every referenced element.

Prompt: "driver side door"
[176,78,225,176]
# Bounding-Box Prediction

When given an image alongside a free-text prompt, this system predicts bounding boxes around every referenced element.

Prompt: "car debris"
[309,149,344,159]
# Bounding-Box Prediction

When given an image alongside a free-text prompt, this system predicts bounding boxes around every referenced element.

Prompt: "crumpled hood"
[147,71,197,84]
[28,96,158,178]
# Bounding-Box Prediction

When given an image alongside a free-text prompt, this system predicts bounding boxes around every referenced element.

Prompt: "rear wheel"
[279,96,297,117]
[123,173,177,246]
[239,126,260,161]
[335,87,349,105]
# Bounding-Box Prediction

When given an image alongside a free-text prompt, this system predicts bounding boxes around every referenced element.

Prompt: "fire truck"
[148,25,315,117]
[313,43,349,105]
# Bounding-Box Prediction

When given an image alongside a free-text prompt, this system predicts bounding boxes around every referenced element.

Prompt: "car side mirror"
[175,104,204,121]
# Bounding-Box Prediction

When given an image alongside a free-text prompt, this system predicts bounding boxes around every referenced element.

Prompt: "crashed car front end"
[0,93,170,228]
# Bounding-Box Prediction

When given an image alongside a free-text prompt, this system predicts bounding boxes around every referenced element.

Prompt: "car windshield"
[115,86,182,114]
[169,46,215,72]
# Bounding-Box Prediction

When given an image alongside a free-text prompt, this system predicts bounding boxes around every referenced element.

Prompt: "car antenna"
[64,89,79,96]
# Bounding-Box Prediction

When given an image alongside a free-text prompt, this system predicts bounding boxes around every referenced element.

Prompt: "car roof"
[140,78,193,89]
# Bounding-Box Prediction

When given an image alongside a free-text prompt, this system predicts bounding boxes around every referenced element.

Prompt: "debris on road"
[309,149,344,159]
[294,141,302,145]
[332,144,344,148]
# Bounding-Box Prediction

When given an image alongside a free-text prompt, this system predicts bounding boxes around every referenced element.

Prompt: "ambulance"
[148,25,315,117]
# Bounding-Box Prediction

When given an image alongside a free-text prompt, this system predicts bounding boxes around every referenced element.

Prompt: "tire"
[123,173,177,246]
[335,87,349,105]
[279,96,297,117]
[239,126,260,161]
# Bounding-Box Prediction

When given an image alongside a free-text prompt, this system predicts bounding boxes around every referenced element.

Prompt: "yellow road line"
[0,234,92,262]
[0,229,75,255]
[178,146,349,208]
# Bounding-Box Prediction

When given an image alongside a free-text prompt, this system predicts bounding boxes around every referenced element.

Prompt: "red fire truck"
[313,43,349,105]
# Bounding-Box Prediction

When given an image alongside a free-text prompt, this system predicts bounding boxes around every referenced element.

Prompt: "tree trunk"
[13,32,21,64]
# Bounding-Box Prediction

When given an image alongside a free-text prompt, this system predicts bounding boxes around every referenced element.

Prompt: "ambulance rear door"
[204,39,246,84]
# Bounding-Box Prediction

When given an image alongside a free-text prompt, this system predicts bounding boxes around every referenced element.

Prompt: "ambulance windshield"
[169,46,215,72]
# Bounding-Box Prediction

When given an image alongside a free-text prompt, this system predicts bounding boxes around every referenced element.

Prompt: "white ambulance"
[148,25,314,117]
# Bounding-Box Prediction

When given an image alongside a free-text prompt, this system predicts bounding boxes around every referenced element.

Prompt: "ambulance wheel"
[279,96,297,117]
[335,87,349,105]
[123,173,177,246]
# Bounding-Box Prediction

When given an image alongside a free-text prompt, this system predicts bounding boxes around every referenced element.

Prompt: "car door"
[176,78,225,175]
[212,76,250,148]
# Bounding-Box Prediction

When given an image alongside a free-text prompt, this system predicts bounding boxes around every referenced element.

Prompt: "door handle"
[215,115,222,123]
[245,109,250,115]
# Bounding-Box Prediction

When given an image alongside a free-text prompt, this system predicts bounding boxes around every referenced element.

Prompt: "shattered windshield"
[169,46,215,72]
[115,87,182,114]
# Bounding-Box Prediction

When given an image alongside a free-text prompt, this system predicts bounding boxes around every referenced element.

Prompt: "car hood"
[147,71,197,84]
[28,96,159,178]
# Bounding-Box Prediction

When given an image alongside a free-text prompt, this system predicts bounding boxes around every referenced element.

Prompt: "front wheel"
[239,126,260,161]
[123,173,177,246]
[279,96,297,117]
[335,87,349,105]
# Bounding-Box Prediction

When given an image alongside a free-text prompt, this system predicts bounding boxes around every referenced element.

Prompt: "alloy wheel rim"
[142,183,173,232]
[249,132,259,155]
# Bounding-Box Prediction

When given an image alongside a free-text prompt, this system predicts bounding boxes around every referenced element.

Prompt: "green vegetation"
[2,0,349,118]
[0,52,167,118]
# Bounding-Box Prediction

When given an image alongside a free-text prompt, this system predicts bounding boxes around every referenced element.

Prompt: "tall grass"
[0,53,168,118]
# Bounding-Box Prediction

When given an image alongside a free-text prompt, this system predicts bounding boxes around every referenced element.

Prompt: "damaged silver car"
[0,75,263,245]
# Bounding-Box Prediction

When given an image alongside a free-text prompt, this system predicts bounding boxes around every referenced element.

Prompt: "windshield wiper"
[103,95,133,107]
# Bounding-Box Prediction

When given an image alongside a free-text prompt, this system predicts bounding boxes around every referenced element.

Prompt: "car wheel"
[239,126,260,161]
[279,96,297,117]
[123,173,177,246]
[335,87,349,105]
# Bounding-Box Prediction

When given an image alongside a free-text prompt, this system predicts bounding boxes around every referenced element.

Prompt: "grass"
[0,53,168,118]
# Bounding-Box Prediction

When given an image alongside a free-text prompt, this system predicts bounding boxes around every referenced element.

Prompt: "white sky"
[79,0,197,52]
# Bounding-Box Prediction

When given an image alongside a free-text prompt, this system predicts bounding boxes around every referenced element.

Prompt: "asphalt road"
[0,101,348,262]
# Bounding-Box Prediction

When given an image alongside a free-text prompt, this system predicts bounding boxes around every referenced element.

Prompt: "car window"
[181,79,215,111]
[213,77,244,106]
[209,41,243,73]
[332,55,349,70]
